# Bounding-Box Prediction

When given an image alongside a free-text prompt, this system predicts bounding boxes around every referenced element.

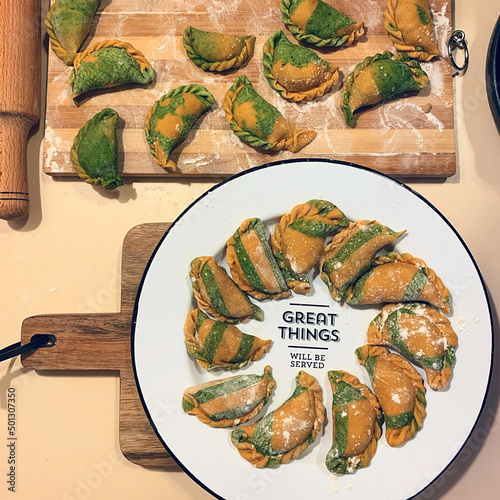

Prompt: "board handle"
[21,313,132,371]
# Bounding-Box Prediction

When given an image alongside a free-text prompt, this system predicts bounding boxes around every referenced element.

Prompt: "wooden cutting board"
[43,0,456,178]
[20,222,179,470]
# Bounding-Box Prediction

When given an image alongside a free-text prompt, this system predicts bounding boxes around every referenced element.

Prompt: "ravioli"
[190,256,263,323]
[319,221,405,302]
[356,345,427,446]
[263,30,340,101]
[144,84,214,171]
[281,0,365,47]
[69,40,155,101]
[271,199,348,293]
[325,370,382,474]
[368,302,458,390]
[184,309,272,370]
[223,75,316,152]
[182,365,276,427]
[227,218,291,300]
[231,371,324,467]
[45,0,100,65]
[346,251,451,313]
[70,108,123,190]
[341,51,429,127]
[384,0,441,61]
[183,26,255,72]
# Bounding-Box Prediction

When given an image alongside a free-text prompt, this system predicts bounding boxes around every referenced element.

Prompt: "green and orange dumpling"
[145,84,214,171]
[183,26,255,72]
[227,217,291,300]
[367,302,458,390]
[281,0,365,48]
[272,199,348,293]
[190,256,263,323]
[319,220,405,302]
[184,309,272,370]
[325,370,383,474]
[341,51,429,127]
[356,345,427,447]
[231,371,324,468]
[182,365,276,428]
[263,30,339,102]
[223,75,316,152]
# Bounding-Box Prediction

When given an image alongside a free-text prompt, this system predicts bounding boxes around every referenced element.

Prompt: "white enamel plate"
[132,160,493,500]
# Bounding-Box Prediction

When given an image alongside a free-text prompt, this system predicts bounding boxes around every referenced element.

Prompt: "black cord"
[0,334,56,363]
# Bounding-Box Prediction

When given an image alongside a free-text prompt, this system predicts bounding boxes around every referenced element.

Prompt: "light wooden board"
[21,222,178,470]
[43,0,456,178]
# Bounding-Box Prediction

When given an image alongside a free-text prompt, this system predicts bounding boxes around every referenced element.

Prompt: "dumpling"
[182,365,276,427]
[281,0,365,48]
[226,218,291,300]
[184,309,271,370]
[45,0,100,65]
[69,40,155,101]
[341,51,429,127]
[189,256,263,323]
[271,199,348,293]
[367,302,458,390]
[384,0,441,61]
[223,75,316,152]
[345,251,451,313]
[262,30,340,102]
[325,370,382,474]
[231,371,324,467]
[356,345,427,447]
[70,108,123,190]
[183,26,255,72]
[144,84,214,171]
[319,221,405,302]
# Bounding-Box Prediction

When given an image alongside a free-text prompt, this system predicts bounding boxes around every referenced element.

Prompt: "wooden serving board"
[20,222,178,470]
[43,0,456,178]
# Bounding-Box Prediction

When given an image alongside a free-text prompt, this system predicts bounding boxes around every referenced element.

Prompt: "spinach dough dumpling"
[45,0,100,65]
[231,371,324,468]
[271,199,348,293]
[384,0,441,61]
[346,251,451,313]
[182,365,276,427]
[69,40,155,101]
[281,0,365,48]
[183,26,255,72]
[223,75,316,152]
[341,51,429,127]
[226,218,291,300]
[70,108,123,190]
[145,84,214,171]
[263,30,339,102]
[356,345,427,447]
[368,302,458,390]
[325,370,382,474]
[184,309,272,370]
[189,256,263,324]
[319,220,405,302]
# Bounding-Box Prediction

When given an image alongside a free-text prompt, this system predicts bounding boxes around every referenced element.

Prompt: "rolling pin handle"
[0,114,32,220]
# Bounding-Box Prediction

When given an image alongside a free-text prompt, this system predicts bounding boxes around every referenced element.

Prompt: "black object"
[0,334,56,363]
[486,16,500,133]
[448,30,469,73]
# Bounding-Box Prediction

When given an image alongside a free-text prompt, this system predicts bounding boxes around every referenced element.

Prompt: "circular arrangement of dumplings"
[182,198,458,473]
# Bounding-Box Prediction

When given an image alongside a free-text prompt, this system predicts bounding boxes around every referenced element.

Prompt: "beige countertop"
[1,1,499,498]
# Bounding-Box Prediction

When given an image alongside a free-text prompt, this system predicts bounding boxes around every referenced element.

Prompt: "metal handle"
[448,30,469,73]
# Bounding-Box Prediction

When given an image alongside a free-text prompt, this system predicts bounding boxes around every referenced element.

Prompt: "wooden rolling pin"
[0,0,41,221]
